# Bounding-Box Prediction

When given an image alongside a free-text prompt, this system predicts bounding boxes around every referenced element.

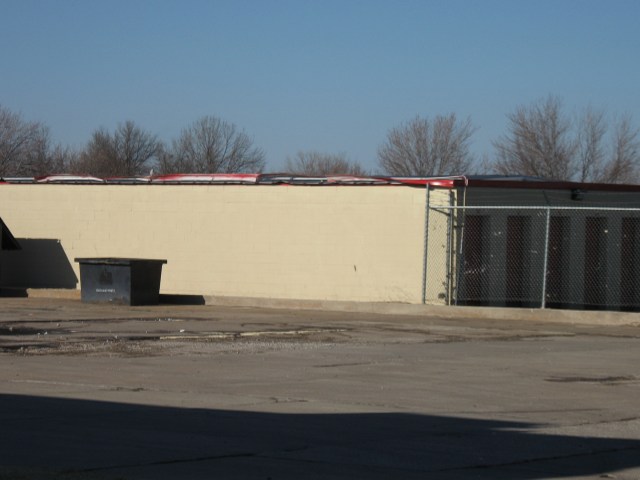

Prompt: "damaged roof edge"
[0,173,463,188]
[2,173,640,192]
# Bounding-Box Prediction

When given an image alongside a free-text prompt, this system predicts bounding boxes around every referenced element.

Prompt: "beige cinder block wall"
[0,184,431,303]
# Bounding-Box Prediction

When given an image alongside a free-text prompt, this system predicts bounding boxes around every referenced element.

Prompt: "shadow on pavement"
[1,393,639,479]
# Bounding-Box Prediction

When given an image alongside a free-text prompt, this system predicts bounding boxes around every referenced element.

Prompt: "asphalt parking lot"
[1,297,640,479]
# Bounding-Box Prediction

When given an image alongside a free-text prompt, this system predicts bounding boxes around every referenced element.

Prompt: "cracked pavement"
[1,297,640,479]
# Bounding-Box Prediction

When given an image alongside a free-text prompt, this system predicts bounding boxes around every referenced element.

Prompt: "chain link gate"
[424,204,640,311]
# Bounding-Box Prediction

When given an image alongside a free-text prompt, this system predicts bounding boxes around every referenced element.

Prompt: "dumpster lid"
[1,218,21,250]
[74,257,167,266]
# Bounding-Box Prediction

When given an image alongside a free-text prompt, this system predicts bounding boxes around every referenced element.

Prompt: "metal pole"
[454,209,466,307]
[540,208,551,309]
[421,186,431,304]
[445,196,453,305]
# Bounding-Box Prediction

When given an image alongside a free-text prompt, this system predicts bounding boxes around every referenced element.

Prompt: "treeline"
[1,95,639,183]
[0,110,265,178]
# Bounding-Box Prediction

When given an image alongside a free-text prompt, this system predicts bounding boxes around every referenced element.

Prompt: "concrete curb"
[23,289,640,327]
[203,295,640,327]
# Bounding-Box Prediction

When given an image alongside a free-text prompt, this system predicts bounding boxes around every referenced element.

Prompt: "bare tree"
[47,144,79,174]
[0,105,50,176]
[493,96,576,180]
[116,121,161,176]
[599,115,640,184]
[73,121,160,177]
[492,96,640,184]
[377,114,476,176]
[160,116,265,174]
[70,128,111,176]
[575,107,606,182]
[17,123,57,176]
[284,151,367,176]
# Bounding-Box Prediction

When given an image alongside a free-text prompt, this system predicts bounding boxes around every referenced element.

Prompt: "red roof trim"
[2,174,640,192]
[386,177,458,187]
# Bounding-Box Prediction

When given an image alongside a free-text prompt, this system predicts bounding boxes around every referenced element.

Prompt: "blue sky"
[2,0,639,172]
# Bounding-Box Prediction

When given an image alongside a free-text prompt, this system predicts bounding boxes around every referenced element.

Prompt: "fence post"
[445,193,456,304]
[422,186,431,304]
[540,207,551,308]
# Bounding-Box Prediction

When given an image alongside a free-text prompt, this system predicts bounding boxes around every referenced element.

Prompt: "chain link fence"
[425,205,640,311]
